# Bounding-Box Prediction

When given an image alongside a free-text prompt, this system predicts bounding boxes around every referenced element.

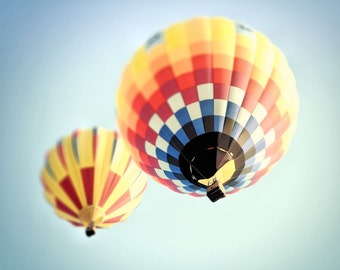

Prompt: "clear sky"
[1,0,339,269]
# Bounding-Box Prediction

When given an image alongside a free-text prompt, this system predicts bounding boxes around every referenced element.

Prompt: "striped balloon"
[116,17,298,202]
[41,127,147,236]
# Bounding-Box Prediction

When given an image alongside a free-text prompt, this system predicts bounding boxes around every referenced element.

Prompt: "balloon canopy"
[41,127,147,236]
[116,17,299,202]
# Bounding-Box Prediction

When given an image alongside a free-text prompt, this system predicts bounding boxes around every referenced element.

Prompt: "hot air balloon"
[41,127,147,236]
[116,17,298,202]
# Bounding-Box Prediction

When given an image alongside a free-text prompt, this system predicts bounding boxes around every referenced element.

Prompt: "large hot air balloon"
[116,17,298,202]
[41,127,147,236]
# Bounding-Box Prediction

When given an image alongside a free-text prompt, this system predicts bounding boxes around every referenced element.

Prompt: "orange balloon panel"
[41,127,147,236]
[116,17,298,200]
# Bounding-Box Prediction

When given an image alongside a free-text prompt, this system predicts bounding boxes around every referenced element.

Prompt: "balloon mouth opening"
[178,132,245,188]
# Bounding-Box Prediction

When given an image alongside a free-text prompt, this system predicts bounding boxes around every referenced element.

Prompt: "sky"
[1,0,339,269]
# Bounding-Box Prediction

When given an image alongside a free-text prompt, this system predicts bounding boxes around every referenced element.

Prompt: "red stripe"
[135,134,147,153]
[81,167,94,205]
[103,214,126,224]
[182,86,199,105]
[260,106,281,134]
[139,163,156,176]
[56,198,78,218]
[140,151,158,167]
[213,68,232,84]
[231,71,250,90]
[70,221,83,227]
[60,176,82,210]
[99,171,121,207]
[247,169,268,187]
[155,66,175,85]
[231,58,252,89]
[157,178,181,193]
[233,58,252,73]
[192,54,212,70]
[194,68,212,84]
[269,149,284,166]
[127,128,139,153]
[135,121,148,140]
[259,79,280,112]
[132,93,147,115]
[130,123,155,147]
[265,141,281,158]
[157,102,173,122]
[188,192,205,197]
[140,103,155,123]
[145,125,158,145]
[214,83,229,100]
[243,80,264,112]
[160,79,179,98]
[149,90,166,111]
[105,190,131,215]
[176,72,196,90]
[274,113,290,138]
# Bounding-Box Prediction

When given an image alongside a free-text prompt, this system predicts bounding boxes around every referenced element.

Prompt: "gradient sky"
[1,1,339,269]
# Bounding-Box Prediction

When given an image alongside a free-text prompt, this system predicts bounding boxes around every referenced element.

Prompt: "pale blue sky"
[1,1,339,269]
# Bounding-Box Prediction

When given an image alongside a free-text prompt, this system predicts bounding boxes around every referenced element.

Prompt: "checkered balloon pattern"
[116,17,299,198]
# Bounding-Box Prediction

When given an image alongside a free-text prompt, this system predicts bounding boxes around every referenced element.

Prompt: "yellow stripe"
[43,191,55,207]
[99,212,131,227]
[211,17,235,42]
[236,34,256,51]
[93,129,114,204]
[164,21,188,49]
[131,47,149,78]
[77,129,94,168]
[54,209,81,224]
[129,171,147,199]
[104,195,144,220]
[110,137,131,177]
[275,94,288,116]
[61,135,86,207]
[97,136,131,210]
[235,33,257,70]
[46,148,67,182]
[283,70,299,119]
[211,18,236,70]
[186,17,211,43]
[97,223,114,228]
[118,64,134,100]
[116,90,131,122]
[280,126,295,152]
[100,161,145,211]
[271,53,298,121]
[251,33,275,88]
[270,48,290,89]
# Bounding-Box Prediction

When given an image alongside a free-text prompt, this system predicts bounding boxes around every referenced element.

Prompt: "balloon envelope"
[116,17,298,201]
[41,127,147,236]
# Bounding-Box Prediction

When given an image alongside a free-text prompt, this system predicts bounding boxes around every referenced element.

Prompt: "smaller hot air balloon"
[41,127,147,237]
